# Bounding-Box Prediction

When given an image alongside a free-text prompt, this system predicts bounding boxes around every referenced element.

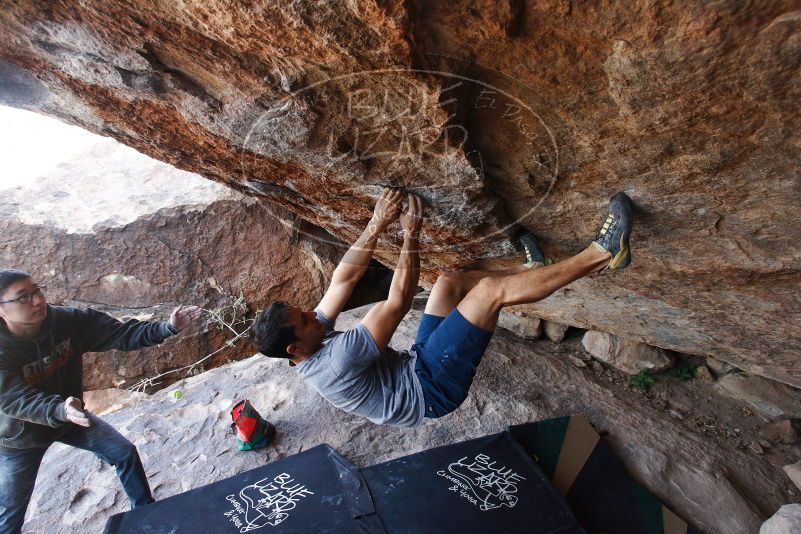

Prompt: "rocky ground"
[24,302,799,534]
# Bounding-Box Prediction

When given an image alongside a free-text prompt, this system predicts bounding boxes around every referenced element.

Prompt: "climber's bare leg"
[424,265,534,317]
[456,247,610,331]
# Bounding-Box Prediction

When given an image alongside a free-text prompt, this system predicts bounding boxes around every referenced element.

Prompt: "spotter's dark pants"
[0,413,152,534]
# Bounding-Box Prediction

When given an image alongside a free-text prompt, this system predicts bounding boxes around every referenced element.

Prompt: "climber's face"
[0,277,48,327]
[284,306,326,359]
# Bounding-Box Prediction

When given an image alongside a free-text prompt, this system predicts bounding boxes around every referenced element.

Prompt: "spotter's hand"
[64,396,91,427]
[169,305,202,332]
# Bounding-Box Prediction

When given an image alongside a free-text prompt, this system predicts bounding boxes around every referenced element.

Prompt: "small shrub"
[629,369,655,391]
[669,365,697,381]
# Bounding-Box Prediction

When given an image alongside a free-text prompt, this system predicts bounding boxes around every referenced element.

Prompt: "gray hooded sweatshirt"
[0,304,176,450]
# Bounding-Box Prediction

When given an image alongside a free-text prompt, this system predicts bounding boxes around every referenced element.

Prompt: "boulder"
[582,331,675,375]
[707,356,738,377]
[760,420,801,445]
[783,461,801,492]
[715,375,801,420]
[543,320,570,343]
[760,504,801,534]
[24,305,790,534]
[565,354,588,368]
[497,311,541,339]
[1,2,801,388]
[694,365,715,382]
[83,388,150,415]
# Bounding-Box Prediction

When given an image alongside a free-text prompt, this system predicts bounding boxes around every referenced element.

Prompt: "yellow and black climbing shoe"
[590,192,633,270]
[519,231,551,267]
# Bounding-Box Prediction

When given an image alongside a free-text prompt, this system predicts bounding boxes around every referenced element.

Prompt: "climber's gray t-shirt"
[293,308,425,427]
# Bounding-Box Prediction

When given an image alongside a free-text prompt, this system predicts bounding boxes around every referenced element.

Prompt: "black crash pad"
[104,444,382,534]
[105,416,699,534]
[105,432,582,534]
[361,430,583,534]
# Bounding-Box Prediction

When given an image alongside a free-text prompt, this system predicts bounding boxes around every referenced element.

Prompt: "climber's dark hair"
[251,301,297,359]
[0,269,32,299]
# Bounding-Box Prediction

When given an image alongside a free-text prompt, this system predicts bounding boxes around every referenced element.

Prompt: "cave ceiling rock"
[1,1,800,387]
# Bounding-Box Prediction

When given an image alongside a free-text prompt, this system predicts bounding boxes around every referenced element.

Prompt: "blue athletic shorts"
[413,309,494,418]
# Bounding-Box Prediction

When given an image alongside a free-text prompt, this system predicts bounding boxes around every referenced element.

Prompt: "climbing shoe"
[590,192,633,270]
[519,231,551,267]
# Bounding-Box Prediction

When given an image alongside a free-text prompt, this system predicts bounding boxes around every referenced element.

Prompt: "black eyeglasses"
[0,285,47,305]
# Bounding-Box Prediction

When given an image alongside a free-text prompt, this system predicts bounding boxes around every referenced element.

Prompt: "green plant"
[629,369,655,391]
[669,365,697,381]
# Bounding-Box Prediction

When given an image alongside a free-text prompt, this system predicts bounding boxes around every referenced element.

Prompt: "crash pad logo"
[437,453,525,511]
[223,473,314,532]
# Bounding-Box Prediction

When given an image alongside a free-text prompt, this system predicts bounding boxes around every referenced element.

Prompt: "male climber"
[0,269,202,533]
[252,187,632,427]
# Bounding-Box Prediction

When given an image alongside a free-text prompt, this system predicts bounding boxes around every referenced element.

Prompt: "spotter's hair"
[0,269,31,299]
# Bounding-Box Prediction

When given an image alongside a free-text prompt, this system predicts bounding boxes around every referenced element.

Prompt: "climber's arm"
[317,188,403,323]
[361,193,423,350]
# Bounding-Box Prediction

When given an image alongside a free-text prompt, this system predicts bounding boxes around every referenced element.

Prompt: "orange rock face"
[1,1,799,386]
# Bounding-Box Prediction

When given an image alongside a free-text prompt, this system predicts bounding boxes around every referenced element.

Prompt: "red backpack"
[229,400,275,451]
